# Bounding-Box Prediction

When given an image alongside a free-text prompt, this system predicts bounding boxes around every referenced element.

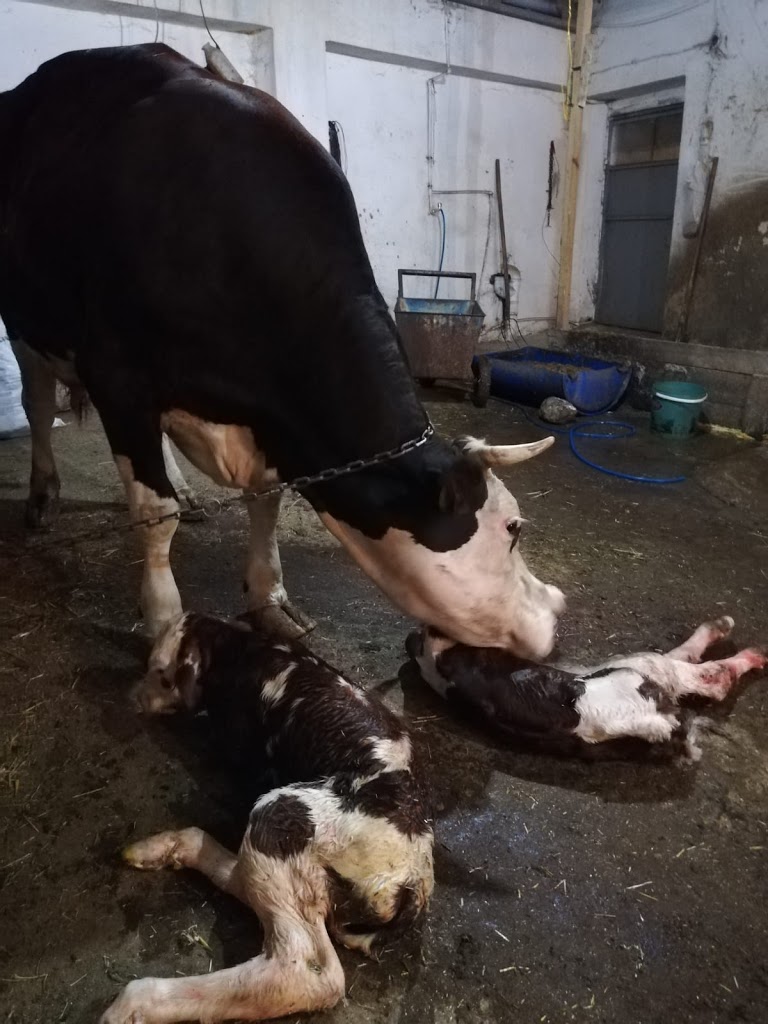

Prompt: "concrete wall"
[1,0,568,326]
[572,0,768,354]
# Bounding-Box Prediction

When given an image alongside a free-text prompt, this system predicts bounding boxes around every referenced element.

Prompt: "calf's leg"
[10,339,60,529]
[665,648,767,702]
[103,791,344,1024]
[666,616,735,663]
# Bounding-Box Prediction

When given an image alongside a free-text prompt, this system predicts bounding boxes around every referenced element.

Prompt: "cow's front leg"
[243,491,315,639]
[10,339,60,529]
[115,456,182,637]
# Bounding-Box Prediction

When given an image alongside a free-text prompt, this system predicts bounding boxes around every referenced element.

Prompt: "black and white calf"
[102,613,433,1024]
[407,617,767,758]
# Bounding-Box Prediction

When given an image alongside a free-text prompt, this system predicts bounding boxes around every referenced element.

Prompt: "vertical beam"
[556,0,594,330]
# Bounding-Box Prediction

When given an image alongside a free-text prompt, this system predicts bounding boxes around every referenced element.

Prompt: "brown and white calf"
[408,616,766,759]
[102,613,433,1024]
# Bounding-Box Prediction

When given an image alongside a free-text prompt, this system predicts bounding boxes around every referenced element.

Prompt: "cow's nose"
[547,585,567,617]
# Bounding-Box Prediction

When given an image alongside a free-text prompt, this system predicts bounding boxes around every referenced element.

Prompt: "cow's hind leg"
[103,791,345,1024]
[243,491,316,639]
[116,454,181,637]
[10,339,60,529]
[108,425,182,637]
[666,616,735,663]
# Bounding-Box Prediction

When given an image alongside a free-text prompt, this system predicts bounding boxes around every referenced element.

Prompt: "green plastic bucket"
[651,380,708,436]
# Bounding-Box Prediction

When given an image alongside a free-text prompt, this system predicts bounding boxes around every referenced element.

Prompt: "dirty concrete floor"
[0,394,767,1024]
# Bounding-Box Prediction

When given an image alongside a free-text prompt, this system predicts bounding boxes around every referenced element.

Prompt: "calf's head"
[319,435,565,660]
[132,612,234,714]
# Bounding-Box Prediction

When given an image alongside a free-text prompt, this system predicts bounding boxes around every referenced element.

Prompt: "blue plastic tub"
[479,347,631,414]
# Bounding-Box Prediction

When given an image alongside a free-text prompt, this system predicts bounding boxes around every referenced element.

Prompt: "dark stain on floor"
[0,394,767,1024]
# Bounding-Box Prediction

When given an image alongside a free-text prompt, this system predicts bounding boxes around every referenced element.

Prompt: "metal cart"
[394,269,490,407]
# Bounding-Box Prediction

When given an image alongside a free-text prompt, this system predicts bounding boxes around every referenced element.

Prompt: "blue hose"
[434,207,446,298]
[510,402,686,485]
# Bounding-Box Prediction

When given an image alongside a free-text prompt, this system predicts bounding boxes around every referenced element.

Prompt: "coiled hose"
[506,401,686,485]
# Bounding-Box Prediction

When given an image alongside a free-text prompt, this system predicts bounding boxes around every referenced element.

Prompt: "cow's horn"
[458,435,555,467]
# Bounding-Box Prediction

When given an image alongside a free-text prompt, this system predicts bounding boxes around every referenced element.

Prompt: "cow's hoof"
[241,601,317,641]
[180,489,201,512]
[25,493,60,530]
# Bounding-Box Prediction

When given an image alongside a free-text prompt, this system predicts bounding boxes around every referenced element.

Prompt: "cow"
[0,44,565,656]
[103,611,434,1024]
[407,616,767,759]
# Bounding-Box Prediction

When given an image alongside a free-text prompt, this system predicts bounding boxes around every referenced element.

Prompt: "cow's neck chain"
[25,418,435,550]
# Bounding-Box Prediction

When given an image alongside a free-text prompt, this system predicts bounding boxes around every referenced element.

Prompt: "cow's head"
[317,435,565,660]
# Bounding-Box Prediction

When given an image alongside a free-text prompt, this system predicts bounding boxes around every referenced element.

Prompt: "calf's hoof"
[101,978,158,1024]
[122,831,189,871]
[711,615,735,637]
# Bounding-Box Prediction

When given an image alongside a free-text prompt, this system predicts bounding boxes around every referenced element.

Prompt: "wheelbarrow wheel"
[418,377,436,388]
[471,357,491,408]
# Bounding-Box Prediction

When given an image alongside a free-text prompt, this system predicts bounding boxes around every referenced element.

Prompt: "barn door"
[596,108,683,333]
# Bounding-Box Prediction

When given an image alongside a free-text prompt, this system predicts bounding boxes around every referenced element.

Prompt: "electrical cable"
[198,0,220,49]
[434,207,446,298]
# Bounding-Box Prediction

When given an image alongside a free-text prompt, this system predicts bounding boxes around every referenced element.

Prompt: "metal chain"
[22,419,435,552]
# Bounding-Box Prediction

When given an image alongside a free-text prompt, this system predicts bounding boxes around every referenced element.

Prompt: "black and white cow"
[0,43,564,656]
[408,617,767,758]
[103,612,433,1024]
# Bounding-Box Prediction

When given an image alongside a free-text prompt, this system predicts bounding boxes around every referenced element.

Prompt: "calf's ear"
[174,632,204,710]
[439,452,488,515]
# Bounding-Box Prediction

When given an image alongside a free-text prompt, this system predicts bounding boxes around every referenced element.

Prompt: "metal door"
[596,108,683,333]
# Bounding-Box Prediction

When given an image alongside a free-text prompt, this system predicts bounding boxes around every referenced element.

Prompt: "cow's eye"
[161,674,175,690]
[507,519,523,549]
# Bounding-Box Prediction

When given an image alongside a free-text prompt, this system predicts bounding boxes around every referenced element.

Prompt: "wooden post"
[555,0,594,330]
[495,159,510,336]
[676,156,718,343]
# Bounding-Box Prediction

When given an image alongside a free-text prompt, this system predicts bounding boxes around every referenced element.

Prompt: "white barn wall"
[571,0,768,351]
[2,0,568,333]
[327,54,565,317]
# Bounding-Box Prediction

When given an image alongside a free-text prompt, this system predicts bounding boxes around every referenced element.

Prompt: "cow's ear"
[439,453,488,515]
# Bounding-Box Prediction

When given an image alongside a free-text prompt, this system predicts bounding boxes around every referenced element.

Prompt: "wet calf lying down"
[102,613,434,1024]
[407,617,766,759]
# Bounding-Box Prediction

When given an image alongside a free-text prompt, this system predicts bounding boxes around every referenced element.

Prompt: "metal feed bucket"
[394,269,489,407]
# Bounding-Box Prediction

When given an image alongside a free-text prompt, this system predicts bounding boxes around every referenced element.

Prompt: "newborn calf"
[407,616,766,759]
[102,613,433,1024]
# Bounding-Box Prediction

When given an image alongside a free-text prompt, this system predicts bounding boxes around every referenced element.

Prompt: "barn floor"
[0,394,767,1024]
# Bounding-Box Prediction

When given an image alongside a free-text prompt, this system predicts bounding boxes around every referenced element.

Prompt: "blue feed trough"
[479,346,631,414]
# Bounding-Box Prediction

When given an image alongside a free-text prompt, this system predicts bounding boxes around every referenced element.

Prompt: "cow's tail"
[63,382,90,423]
